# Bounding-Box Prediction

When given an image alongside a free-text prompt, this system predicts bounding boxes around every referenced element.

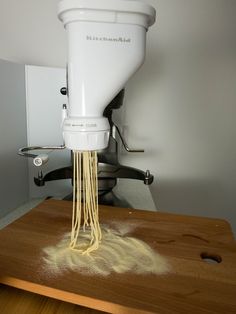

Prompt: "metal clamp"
[18,145,66,158]
[18,145,66,166]
[112,124,144,153]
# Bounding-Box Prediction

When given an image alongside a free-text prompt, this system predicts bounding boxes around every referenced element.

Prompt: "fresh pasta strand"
[70,151,101,254]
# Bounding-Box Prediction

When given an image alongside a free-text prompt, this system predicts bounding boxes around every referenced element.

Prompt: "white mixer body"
[58,0,156,151]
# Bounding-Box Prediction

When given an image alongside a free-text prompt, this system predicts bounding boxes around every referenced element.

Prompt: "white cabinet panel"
[0,59,28,216]
[25,65,71,198]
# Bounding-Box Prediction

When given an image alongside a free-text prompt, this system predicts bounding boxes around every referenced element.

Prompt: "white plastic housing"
[58,0,156,151]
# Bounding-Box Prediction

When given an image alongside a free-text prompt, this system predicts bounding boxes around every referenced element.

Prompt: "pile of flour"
[42,222,169,276]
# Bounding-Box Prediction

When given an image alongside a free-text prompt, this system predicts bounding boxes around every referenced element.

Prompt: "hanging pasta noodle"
[70,151,101,254]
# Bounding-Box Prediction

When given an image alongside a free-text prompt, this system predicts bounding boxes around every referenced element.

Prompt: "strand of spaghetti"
[85,151,99,253]
[72,152,80,236]
[74,152,82,245]
[94,152,102,240]
[84,152,89,227]
[70,152,81,248]
[86,152,95,244]
[93,152,101,244]
[71,152,85,252]
[90,152,100,240]
[91,151,99,243]
[92,152,98,220]
[82,153,88,231]
[88,152,96,242]
[77,151,82,238]
[83,153,90,235]
[90,153,99,242]
[70,152,76,247]
[79,152,82,233]
[70,151,76,243]
[70,152,78,248]
[84,151,100,253]
[70,150,101,254]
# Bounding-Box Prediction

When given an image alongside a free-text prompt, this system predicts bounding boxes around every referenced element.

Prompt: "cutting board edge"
[0,276,155,314]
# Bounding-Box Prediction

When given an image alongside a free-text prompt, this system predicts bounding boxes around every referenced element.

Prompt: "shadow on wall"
[0,153,29,218]
[0,59,29,217]
[149,178,236,237]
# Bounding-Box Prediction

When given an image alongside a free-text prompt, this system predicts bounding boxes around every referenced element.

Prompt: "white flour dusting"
[42,223,169,277]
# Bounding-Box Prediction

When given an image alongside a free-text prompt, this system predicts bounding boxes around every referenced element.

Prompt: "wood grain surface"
[0,199,235,314]
[0,284,105,314]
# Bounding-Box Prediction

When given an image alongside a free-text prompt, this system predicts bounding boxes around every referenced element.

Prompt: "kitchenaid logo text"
[86,35,131,43]
[65,123,97,127]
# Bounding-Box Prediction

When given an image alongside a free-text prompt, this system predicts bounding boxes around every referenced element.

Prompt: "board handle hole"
[200,252,222,264]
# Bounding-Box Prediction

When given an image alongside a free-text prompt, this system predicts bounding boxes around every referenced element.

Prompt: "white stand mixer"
[18,0,156,207]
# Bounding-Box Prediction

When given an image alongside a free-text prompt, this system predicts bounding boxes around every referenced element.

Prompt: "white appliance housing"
[58,0,156,151]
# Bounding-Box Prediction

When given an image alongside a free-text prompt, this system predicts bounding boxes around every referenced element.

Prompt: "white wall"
[0,0,65,67]
[121,0,236,232]
[0,0,235,232]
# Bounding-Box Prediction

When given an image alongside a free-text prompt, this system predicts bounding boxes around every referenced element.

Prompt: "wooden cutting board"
[0,199,235,314]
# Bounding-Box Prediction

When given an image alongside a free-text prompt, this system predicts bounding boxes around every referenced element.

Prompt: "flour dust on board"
[42,222,170,277]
